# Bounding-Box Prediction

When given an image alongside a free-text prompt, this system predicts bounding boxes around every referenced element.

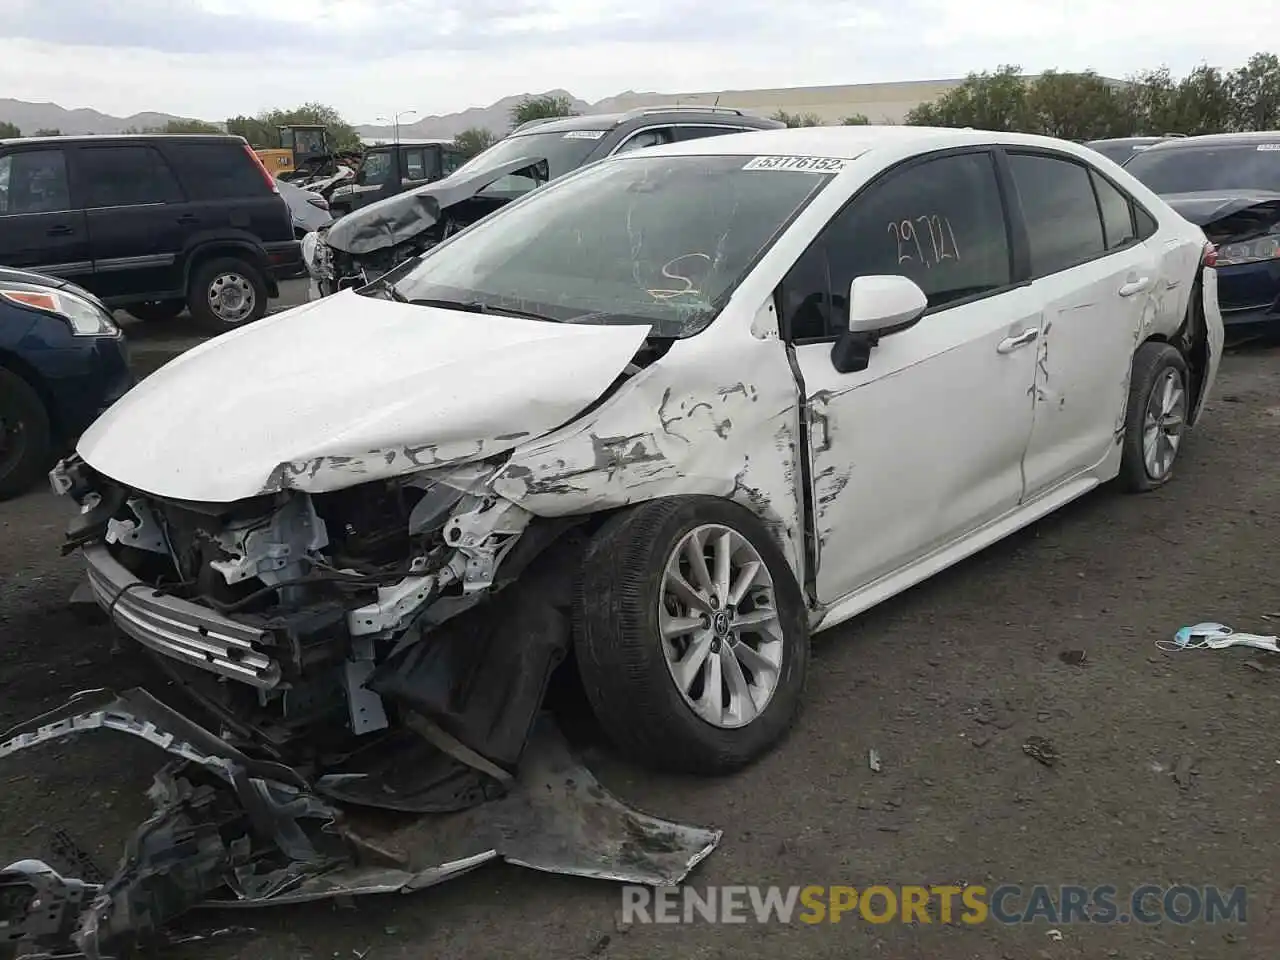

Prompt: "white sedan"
[54,125,1222,784]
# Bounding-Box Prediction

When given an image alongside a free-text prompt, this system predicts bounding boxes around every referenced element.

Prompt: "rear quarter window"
[162,141,272,200]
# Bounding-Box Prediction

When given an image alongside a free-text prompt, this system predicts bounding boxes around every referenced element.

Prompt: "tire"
[126,299,185,322]
[186,256,269,334]
[1119,341,1190,493]
[573,496,809,775]
[0,366,53,502]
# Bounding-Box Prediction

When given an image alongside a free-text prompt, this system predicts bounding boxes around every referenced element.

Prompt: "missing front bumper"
[0,688,721,957]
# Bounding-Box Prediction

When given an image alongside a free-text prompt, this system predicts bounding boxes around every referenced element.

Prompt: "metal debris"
[0,688,720,957]
[868,749,882,773]
[1022,736,1060,767]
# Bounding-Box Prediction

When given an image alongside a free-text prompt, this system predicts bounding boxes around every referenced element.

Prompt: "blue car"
[1124,132,1280,338]
[0,265,133,499]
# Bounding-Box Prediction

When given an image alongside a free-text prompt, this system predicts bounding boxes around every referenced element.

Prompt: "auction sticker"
[1257,143,1280,151]
[742,155,847,172]
[563,130,606,140]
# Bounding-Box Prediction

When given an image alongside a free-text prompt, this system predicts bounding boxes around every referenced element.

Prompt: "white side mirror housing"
[846,274,928,337]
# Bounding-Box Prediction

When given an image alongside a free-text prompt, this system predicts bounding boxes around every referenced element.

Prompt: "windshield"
[451,129,607,186]
[1125,143,1280,194]
[388,154,834,338]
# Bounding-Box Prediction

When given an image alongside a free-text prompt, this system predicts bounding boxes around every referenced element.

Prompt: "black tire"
[0,366,53,502]
[126,299,185,322]
[573,496,809,775]
[1119,341,1190,493]
[186,256,269,334]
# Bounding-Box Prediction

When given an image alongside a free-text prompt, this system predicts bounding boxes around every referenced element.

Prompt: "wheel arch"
[181,240,270,290]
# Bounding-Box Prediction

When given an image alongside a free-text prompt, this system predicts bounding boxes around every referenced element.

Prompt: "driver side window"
[779,151,1013,341]
[614,127,675,154]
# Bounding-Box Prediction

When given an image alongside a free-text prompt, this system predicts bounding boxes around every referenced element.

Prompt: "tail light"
[242,143,281,194]
[1202,243,1217,268]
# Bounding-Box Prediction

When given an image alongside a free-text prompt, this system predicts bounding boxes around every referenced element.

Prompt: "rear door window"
[79,145,183,207]
[1007,153,1106,277]
[163,141,272,200]
[1090,170,1138,250]
[404,149,426,180]
[0,149,71,214]
[614,127,675,154]
[673,125,754,142]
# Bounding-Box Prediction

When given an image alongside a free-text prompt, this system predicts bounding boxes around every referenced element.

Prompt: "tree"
[227,103,360,152]
[510,95,576,130]
[32,128,61,137]
[905,65,1030,131]
[1025,70,1135,139]
[772,109,824,127]
[1227,52,1280,131]
[1167,65,1233,135]
[157,118,224,134]
[841,113,871,125]
[1115,67,1179,135]
[0,121,19,138]
[454,126,497,159]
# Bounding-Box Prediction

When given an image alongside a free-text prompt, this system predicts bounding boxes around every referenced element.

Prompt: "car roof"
[366,138,455,147]
[629,124,1103,161]
[1135,130,1280,153]
[1086,136,1167,146]
[0,133,246,148]
[510,106,781,137]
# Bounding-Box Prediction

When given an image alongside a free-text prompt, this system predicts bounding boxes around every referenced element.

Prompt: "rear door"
[73,142,187,301]
[159,139,293,246]
[0,146,91,283]
[1006,150,1160,497]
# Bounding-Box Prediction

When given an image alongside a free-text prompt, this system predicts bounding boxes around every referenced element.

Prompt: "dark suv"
[308,105,785,296]
[0,134,302,332]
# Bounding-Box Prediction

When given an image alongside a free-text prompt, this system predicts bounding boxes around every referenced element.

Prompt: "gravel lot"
[1,323,1278,959]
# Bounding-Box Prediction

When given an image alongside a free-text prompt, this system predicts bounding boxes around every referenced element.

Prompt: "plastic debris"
[868,749,882,773]
[1161,623,1280,653]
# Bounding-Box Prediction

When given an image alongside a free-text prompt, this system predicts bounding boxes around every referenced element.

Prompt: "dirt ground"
[1,345,1278,960]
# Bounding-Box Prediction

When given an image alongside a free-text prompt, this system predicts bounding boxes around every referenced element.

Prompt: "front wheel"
[573,496,809,775]
[186,257,269,334]
[0,367,52,501]
[1119,341,1190,492]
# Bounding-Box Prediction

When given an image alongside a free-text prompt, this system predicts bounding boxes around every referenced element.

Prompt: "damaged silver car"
[10,125,1223,955]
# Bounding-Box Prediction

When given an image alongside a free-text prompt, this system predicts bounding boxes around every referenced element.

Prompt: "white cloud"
[0,0,1276,123]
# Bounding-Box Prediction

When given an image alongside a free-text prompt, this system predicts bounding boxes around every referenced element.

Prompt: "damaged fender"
[0,688,720,956]
[491,303,807,581]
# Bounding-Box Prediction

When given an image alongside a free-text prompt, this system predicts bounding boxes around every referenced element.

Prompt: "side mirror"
[831,275,928,374]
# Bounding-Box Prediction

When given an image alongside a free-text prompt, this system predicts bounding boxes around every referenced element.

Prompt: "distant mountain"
[0,99,208,135]
[353,88,694,140]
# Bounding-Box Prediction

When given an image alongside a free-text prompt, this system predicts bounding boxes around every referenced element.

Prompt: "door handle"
[46,224,74,236]
[997,328,1040,354]
[1118,276,1152,297]
[176,214,199,225]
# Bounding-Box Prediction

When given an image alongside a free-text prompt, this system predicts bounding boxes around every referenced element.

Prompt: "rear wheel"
[187,257,269,334]
[126,299,185,322]
[0,367,52,501]
[573,496,809,775]
[1119,342,1190,492]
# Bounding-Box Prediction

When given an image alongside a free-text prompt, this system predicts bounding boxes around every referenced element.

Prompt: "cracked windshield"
[390,154,832,336]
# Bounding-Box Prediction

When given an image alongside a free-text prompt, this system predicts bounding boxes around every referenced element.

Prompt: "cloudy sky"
[0,0,1276,123]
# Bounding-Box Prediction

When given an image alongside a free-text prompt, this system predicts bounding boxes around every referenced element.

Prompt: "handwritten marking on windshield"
[888,215,961,268]
[647,253,711,300]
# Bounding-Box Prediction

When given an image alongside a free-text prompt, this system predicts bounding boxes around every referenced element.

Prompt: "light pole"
[376,109,418,145]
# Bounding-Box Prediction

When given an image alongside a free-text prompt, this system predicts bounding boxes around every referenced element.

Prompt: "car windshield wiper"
[406,297,558,323]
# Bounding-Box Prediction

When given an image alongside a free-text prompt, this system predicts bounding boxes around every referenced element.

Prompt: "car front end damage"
[2,451,723,956]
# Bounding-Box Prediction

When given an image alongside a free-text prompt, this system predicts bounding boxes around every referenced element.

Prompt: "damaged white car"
[12,126,1222,954]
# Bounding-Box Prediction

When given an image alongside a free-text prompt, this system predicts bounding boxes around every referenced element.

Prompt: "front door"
[781,149,1040,603]
[0,146,91,284]
[1005,151,1160,497]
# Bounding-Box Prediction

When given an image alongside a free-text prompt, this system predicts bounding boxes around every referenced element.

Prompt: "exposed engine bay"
[1,451,721,956]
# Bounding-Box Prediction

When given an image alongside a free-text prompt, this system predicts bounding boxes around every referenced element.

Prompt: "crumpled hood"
[77,290,650,503]
[1163,190,1280,226]
[324,155,546,257]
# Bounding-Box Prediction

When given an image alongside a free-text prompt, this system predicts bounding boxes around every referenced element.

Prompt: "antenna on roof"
[714,95,721,106]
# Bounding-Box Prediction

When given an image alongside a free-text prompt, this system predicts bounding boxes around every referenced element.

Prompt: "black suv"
[0,134,302,332]
[308,105,784,296]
